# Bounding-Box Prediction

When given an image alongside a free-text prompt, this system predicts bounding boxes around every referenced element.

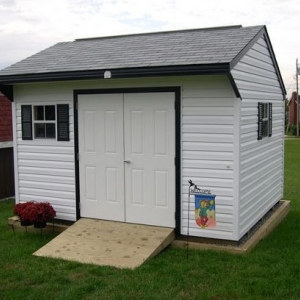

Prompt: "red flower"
[14,201,56,222]
[14,201,37,222]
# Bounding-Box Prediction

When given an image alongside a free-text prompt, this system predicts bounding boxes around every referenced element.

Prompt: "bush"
[14,201,56,222]
[289,125,296,135]
[289,124,300,136]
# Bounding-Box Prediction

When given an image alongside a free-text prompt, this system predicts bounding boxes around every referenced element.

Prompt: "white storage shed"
[0,25,286,241]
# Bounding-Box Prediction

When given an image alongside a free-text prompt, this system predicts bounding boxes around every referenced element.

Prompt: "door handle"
[124,160,131,163]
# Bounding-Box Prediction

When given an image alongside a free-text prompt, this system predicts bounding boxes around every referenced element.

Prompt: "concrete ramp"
[34,218,174,269]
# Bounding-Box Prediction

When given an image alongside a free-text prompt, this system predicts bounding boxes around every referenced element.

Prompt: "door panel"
[131,169,145,205]
[155,110,168,155]
[85,166,96,200]
[124,93,175,227]
[131,111,144,154]
[155,170,168,207]
[78,94,125,221]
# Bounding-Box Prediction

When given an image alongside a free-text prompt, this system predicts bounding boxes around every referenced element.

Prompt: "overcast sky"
[0,0,299,97]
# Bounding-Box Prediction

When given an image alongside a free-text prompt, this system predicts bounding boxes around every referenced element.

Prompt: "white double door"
[78,93,175,228]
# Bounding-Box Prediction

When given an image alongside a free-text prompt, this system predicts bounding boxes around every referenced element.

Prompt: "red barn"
[0,92,15,199]
[289,91,299,126]
[0,92,13,141]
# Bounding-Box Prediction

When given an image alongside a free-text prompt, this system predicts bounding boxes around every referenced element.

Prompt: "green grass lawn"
[1,140,300,300]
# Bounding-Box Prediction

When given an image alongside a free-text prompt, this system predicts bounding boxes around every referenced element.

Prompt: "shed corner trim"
[227,73,241,99]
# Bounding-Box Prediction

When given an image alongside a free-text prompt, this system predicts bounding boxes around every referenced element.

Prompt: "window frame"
[33,105,57,139]
[261,103,269,138]
[258,102,272,140]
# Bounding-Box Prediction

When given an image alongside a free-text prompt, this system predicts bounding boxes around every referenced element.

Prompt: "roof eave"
[0,63,244,99]
[0,63,230,85]
[262,26,287,96]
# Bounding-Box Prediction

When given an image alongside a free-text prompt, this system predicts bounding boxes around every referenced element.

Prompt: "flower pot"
[20,220,33,226]
[33,221,47,228]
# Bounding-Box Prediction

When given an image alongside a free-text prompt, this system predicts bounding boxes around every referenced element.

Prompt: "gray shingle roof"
[0,25,263,76]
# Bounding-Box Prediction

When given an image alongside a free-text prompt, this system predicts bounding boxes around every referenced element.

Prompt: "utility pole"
[297,58,299,137]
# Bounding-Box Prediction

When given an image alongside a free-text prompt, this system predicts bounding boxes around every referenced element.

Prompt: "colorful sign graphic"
[195,194,216,229]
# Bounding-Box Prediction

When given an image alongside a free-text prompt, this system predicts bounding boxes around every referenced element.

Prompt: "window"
[34,105,56,139]
[258,102,272,140]
[21,104,69,141]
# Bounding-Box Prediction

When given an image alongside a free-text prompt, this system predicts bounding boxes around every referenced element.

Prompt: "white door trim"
[74,87,181,230]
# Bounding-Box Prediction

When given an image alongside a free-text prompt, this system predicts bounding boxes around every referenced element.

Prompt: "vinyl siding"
[13,89,76,221]
[14,75,238,238]
[231,36,284,239]
[181,77,237,240]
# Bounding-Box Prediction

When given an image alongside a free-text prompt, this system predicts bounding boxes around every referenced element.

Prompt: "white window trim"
[262,103,269,138]
[32,105,57,140]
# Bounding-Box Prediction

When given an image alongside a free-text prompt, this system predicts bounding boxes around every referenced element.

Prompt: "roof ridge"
[75,25,244,42]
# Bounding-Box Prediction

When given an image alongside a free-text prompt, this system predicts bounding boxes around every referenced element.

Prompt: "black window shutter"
[57,104,70,141]
[21,105,32,140]
[257,102,263,140]
[268,103,272,137]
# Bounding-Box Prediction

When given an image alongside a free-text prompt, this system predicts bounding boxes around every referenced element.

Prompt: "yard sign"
[188,180,216,229]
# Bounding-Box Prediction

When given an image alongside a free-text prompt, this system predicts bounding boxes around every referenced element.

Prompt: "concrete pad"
[172,200,290,254]
[33,218,175,269]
